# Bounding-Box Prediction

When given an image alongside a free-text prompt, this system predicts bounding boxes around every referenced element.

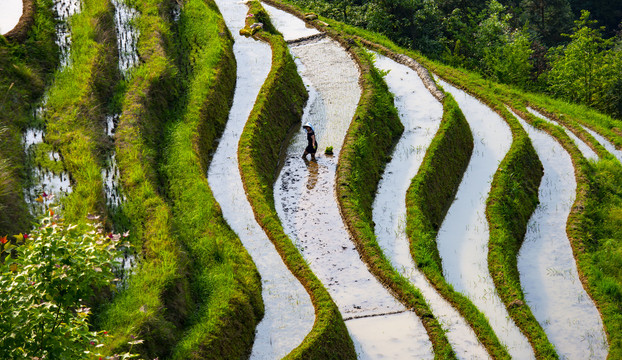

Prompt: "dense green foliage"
[165,0,263,357]
[0,0,58,235]
[0,212,130,359]
[43,0,118,222]
[278,0,622,119]
[98,0,192,357]
[238,2,357,358]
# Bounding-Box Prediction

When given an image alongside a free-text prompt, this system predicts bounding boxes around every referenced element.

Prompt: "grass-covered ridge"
[261,1,457,357]
[98,0,191,357]
[43,0,119,222]
[164,0,263,358]
[0,0,58,235]
[237,2,356,358]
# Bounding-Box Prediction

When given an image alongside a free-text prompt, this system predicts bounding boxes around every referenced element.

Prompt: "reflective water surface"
[512,109,608,360]
[436,78,534,359]
[209,1,314,358]
[268,5,434,359]
[372,52,490,360]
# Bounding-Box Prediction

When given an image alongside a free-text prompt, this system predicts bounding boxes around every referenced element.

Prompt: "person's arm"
[311,134,317,149]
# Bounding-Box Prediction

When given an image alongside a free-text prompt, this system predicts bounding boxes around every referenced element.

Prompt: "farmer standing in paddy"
[302,122,318,161]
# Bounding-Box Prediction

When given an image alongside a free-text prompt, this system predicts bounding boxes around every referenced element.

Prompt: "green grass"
[0,0,58,235]
[97,0,192,357]
[42,0,118,222]
[164,0,263,358]
[237,2,356,359]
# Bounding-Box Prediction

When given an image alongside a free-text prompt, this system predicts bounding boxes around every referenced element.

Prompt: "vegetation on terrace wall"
[271,0,622,120]
[97,0,192,357]
[405,94,515,359]
[164,0,263,357]
[237,2,356,358]
[330,39,456,358]
[0,0,58,235]
[43,0,119,222]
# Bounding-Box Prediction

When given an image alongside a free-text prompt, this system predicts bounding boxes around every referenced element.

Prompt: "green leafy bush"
[0,210,131,359]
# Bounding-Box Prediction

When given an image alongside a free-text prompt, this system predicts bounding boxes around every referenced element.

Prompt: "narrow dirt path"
[209,1,314,358]
[527,107,599,161]
[265,4,434,358]
[435,78,534,359]
[371,53,490,360]
[510,109,609,360]
[581,126,622,163]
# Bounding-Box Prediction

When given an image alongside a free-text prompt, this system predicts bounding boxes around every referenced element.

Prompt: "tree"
[547,10,611,106]
[519,0,573,45]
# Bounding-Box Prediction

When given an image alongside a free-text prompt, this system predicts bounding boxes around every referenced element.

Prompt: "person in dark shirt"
[302,122,318,161]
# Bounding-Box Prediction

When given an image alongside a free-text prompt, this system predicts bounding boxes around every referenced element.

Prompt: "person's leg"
[302,150,309,159]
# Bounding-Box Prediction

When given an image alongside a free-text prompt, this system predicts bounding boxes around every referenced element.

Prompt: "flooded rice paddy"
[371,52,490,360]
[581,125,622,163]
[209,1,314,358]
[436,78,534,359]
[266,4,435,358]
[527,107,599,162]
[511,109,608,359]
[23,0,81,212]
[0,0,22,34]
[102,0,140,209]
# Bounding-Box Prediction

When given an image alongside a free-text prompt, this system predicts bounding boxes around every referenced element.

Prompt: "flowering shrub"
[0,208,132,359]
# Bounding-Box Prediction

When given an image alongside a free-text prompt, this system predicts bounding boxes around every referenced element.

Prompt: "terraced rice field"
[2,0,620,359]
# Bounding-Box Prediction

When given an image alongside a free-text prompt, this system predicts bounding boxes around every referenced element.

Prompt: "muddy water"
[581,126,622,163]
[371,53,490,360]
[266,5,434,359]
[510,109,609,359]
[209,1,314,358]
[0,0,22,34]
[527,108,599,162]
[435,78,534,359]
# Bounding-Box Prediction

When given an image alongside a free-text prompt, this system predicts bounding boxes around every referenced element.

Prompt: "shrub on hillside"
[0,208,134,359]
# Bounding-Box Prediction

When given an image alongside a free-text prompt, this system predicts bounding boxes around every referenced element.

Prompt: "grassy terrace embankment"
[43,0,118,222]
[261,1,456,357]
[237,2,356,359]
[164,0,263,358]
[0,0,57,235]
[98,0,191,357]
[505,102,622,359]
[266,1,522,358]
[320,21,553,358]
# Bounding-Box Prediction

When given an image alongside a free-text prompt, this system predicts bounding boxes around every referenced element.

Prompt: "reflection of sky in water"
[512,108,608,360]
[208,1,314,358]
[0,0,22,34]
[582,125,622,163]
[371,52,490,360]
[268,4,435,358]
[528,107,599,161]
[436,78,534,360]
